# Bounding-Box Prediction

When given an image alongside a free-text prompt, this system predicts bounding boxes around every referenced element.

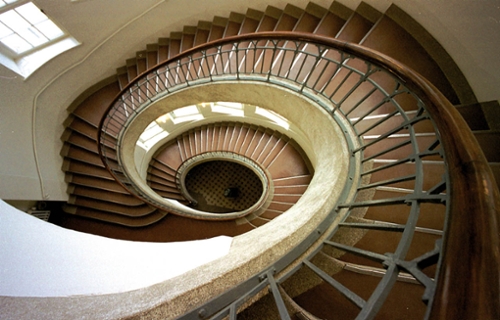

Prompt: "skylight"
[171,105,204,124]
[255,107,290,129]
[211,102,244,117]
[0,1,79,78]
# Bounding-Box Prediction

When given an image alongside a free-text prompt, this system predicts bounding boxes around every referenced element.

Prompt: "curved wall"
[0,199,232,297]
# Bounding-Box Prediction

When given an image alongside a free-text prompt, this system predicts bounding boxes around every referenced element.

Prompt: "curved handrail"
[97,32,499,318]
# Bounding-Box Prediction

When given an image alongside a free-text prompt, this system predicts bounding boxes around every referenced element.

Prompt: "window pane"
[0,10,30,34]
[18,26,47,46]
[1,32,31,53]
[0,0,18,7]
[35,19,63,40]
[0,21,13,37]
[16,2,46,24]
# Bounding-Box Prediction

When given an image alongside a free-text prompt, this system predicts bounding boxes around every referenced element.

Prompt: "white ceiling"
[0,0,498,201]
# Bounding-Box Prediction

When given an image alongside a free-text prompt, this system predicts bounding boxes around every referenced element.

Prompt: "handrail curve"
[97,32,499,319]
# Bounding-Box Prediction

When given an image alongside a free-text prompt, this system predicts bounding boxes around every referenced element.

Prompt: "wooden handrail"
[98,32,500,318]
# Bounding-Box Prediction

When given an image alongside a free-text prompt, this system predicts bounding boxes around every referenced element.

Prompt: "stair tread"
[70,185,145,206]
[63,204,165,227]
[336,12,373,43]
[360,15,459,104]
[68,174,129,194]
[69,196,155,217]
[72,82,121,126]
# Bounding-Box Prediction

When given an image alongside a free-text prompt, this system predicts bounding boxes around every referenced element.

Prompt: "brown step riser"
[365,161,445,192]
[71,197,155,217]
[69,174,129,194]
[360,15,459,104]
[147,174,177,188]
[362,135,442,161]
[71,186,144,206]
[65,205,165,227]
[273,175,312,186]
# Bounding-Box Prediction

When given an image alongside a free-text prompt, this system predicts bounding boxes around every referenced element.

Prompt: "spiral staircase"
[49,1,500,319]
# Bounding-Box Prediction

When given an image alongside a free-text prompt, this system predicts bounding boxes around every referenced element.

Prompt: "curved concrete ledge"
[0,200,233,297]
[119,82,343,219]
[1,82,357,319]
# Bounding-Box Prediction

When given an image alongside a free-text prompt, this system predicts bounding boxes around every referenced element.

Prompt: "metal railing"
[97,32,499,319]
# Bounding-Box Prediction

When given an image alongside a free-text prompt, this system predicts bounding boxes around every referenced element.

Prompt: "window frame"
[0,0,79,78]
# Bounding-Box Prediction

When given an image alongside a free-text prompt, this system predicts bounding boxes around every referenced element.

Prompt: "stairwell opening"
[183,159,264,213]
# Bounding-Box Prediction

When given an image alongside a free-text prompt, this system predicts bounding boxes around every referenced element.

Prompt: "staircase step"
[366,160,445,192]
[63,204,165,227]
[274,4,301,31]
[273,174,312,186]
[293,6,321,33]
[154,143,183,170]
[208,16,227,41]
[362,134,442,161]
[146,44,159,68]
[66,116,98,140]
[157,38,169,63]
[267,201,294,212]
[150,159,177,176]
[153,189,186,201]
[62,145,105,167]
[148,170,176,185]
[71,82,121,126]
[239,9,263,34]
[126,58,138,82]
[352,111,437,136]
[336,12,373,43]
[116,66,129,89]
[255,6,280,31]
[473,131,500,162]
[64,131,99,154]
[194,21,211,46]
[456,103,490,131]
[274,184,309,194]
[147,173,177,188]
[260,208,284,220]
[168,32,182,58]
[148,181,180,194]
[63,160,113,180]
[272,194,302,203]
[181,26,196,52]
[69,196,156,217]
[267,142,310,179]
[136,51,147,74]
[67,174,129,194]
[313,2,349,37]
[70,185,144,206]
[360,14,459,104]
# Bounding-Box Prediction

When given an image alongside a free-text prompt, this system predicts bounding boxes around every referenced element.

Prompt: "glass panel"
[0,32,31,53]
[0,21,12,37]
[0,10,30,33]
[35,19,63,40]
[15,2,46,24]
[17,37,79,77]
[0,0,18,7]
[18,26,48,46]
[255,107,290,129]
[173,105,199,117]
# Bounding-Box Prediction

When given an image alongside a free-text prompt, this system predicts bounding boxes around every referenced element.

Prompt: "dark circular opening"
[184,160,264,213]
